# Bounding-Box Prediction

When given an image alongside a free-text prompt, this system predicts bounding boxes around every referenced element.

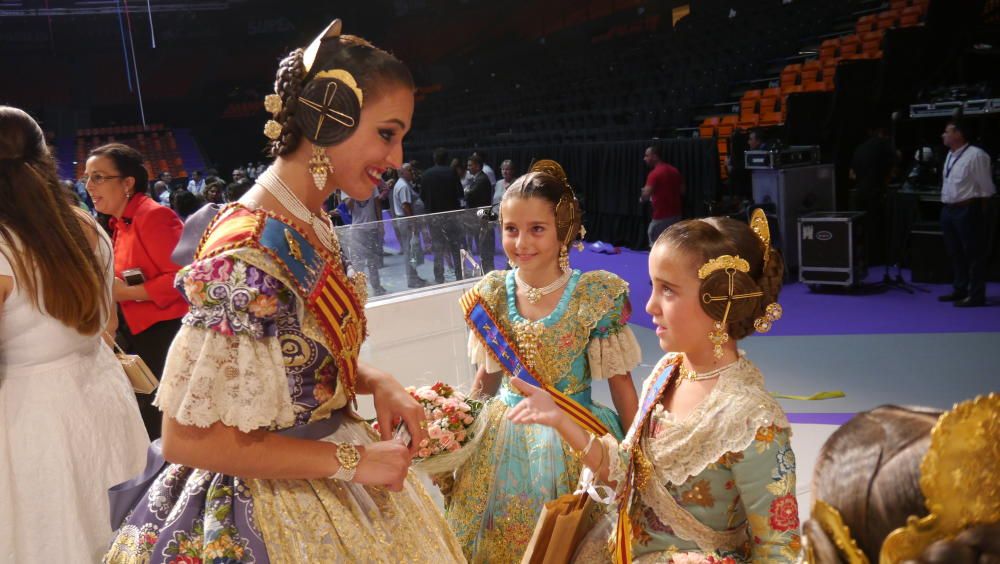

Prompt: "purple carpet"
[569,245,1000,336]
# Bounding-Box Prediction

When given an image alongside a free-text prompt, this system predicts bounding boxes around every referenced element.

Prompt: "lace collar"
[642,354,790,486]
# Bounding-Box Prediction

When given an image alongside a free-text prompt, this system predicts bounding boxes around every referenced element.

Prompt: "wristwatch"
[332,442,361,481]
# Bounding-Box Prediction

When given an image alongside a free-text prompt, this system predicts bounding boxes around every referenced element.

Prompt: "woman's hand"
[506,377,567,429]
[365,367,429,457]
[351,442,411,492]
[112,277,130,302]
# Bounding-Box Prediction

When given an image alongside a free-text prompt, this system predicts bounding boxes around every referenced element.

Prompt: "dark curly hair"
[269,34,413,157]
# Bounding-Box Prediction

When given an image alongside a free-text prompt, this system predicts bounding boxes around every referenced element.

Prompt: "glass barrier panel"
[334,206,501,302]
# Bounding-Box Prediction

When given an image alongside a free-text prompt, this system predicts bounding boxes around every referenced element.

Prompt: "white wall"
[355,280,479,420]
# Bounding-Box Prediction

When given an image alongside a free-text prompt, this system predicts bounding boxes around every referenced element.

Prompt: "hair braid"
[270,48,306,157]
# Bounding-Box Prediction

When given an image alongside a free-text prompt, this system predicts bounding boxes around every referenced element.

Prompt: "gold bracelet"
[332,442,361,481]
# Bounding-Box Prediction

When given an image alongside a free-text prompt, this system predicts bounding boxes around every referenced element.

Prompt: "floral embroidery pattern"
[178,256,290,339]
[680,480,715,507]
[716,451,745,467]
[768,494,800,532]
[636,425,800,562]
[773,444,795,480]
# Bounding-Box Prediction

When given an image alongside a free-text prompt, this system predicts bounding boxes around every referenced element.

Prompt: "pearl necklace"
[678,356,740,382]
[514,267,571,304]
[256,167,341,257]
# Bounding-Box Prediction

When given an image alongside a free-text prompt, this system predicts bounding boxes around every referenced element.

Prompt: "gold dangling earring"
[558,247,570,270]
[508,256,515,269]
[309,145,334,190]
[708,321,729,359]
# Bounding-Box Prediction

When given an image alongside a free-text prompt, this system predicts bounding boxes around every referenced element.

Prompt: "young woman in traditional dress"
[103,20,465,563]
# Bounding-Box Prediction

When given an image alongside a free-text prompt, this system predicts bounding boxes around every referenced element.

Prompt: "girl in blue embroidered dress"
[445,163,642,563]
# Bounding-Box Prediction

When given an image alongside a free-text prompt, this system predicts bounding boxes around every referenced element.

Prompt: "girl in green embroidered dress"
[509,214,801,563]
[445,162,642,563]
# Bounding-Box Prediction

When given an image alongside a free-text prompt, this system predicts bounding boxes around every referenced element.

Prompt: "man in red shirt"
[639,146,685,246]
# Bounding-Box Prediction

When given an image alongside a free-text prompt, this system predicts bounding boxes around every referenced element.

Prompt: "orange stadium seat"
[822,59,838,90]
[900,5,923,26]
[856,14,877,34]
[820,38,839,60]
[718,114,738,137]
[877,9,901,30]
[780,63,802,92]
[861,30,885,57]
[739,90,762,129]
[699,116,720,138]
[839,34,863,60]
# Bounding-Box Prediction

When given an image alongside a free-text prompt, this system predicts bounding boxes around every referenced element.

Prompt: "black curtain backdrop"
[408,138,719,249]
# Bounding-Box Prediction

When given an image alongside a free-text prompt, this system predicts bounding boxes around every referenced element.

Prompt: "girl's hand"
[506,378,566,429]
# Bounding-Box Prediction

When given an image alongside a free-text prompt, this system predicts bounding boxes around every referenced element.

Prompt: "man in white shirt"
[186,170,206,196]
[938,120,996,307]
[493,159,515,205]
[392,164,428,288]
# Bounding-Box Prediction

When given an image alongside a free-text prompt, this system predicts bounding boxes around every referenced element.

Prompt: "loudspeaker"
[909,225,952,283]
[799,211,868,286]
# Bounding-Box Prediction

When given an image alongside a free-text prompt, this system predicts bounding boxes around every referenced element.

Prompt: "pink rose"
[463,415,475,425]
[448,442,461,452]
[418,448,432,458]
[428,425,444,439]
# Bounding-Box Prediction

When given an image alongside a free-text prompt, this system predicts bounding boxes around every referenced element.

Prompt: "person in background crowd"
[203,179,226,205]
[85,143,188,439]
[186,170,205,196]
[0,106,148,561]
[420,147,465,283]
[467,153,495,272]
[465,150,496,187]
[393,162,428,287]
[938,120,996,308]
[493,159,515,205]
[639,145,685,247]
[170,189,203,220]
[156,172,173,206]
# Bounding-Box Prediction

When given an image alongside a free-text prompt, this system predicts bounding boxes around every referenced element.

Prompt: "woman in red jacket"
[84,143,187,439]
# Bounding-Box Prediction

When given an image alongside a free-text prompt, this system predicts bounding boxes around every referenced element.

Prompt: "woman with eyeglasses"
[0,106,149,561]
[84,142,188,440]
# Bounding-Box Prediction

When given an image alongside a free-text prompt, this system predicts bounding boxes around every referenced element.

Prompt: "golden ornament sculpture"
[879,393,1000,563]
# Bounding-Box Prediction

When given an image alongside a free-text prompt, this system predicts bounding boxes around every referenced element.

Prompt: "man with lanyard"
[938,120,996,307]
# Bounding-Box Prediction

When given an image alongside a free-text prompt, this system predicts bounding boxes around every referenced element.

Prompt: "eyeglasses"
[81,173,123,186]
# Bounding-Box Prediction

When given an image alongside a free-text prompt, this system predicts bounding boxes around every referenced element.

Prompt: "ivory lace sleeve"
[586,294,641,380]
[153,254,297,432]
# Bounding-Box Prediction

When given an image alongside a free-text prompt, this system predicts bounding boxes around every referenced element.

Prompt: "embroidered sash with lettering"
[460,289,610,437]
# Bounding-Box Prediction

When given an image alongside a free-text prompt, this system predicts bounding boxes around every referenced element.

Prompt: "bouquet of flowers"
[374,382,486,474]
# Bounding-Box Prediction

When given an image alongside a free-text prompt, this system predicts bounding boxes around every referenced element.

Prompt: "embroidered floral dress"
[104,205,464,564]
[447,269,643,563]
[575,353,801,563]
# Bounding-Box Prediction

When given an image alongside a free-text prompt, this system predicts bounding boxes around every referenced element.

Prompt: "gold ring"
[419,420,429,430]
